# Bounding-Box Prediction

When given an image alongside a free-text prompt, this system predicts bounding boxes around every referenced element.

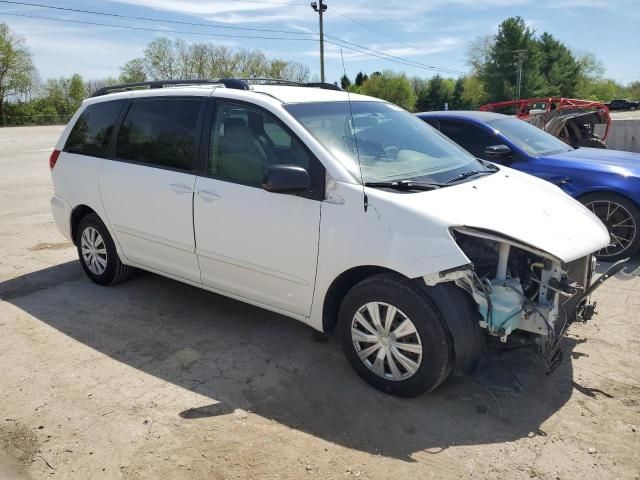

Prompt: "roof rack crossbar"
[235,78,343,91]
[91,78,250,97]
[91,77,343,97]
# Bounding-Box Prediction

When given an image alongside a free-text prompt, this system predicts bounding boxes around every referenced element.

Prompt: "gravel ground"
[1,125,639,480]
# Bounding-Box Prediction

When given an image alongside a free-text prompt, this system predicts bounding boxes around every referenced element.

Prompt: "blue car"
[417,111,640,261]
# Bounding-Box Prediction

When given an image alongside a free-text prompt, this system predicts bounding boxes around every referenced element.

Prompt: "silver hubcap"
[585,200,637,257]
[80,226,108,275]
[351,302,423,381]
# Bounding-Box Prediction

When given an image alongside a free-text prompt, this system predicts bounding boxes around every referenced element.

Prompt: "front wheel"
[338,274,454,397]
[581,192,640,261]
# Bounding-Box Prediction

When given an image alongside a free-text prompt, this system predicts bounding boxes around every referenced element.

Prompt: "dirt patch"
[28,242,73,252]
[0,420,39,479]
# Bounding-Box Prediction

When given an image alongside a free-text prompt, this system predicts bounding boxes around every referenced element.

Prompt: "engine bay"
[440,228,596,370]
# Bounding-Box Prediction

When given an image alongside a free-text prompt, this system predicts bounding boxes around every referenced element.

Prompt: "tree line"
[1,17,638,126]
[341,16,639,112]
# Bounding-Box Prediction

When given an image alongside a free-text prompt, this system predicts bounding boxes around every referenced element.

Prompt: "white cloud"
[106,0,312,23]
[305,37,464,71]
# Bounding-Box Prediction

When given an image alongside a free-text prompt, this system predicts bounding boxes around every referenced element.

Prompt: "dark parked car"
[606,99,639,111]
[418,111,640,261]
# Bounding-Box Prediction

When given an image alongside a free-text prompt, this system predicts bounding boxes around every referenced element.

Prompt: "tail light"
[49,149,61,170]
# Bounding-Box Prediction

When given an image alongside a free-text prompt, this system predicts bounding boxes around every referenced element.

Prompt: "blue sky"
[2,0,639,85]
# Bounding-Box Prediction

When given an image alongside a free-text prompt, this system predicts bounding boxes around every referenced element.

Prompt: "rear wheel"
[581,192,640,261]
[338,274,454,397]
[76,213,134,285]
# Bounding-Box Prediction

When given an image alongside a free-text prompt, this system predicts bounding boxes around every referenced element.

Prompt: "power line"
[330,4,465,68]
[0,9,467,75]
[325,35,465,74]
[0,0,314,35]
[0,12,316,41]
[324,38,464,74]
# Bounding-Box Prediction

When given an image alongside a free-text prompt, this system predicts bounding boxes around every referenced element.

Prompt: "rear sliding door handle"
[197,190,221,202]
[170,183,192,195]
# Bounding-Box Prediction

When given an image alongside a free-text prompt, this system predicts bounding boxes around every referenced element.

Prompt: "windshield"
[488,117,573,156]
[284,101,483,184]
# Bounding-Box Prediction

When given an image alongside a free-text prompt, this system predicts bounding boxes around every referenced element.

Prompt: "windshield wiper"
[444,169,494,184]
[364,180,442,191]
[477,159,500,170]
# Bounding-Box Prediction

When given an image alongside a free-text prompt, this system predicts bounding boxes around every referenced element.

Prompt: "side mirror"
[262,164,311,194]
[484,144,513,161]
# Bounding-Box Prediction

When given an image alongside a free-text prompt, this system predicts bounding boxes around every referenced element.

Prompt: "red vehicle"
[480,97,611,149]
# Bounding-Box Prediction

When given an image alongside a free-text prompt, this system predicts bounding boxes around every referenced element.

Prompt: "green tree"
[120,58,147,83]
[68,73,84,110]
[537,32,580,96]
[354,71,368,87]
[627,81,640,100]
[416,75,453,111]
[461,75,488,108]
[359,70,416,110]
[450,77,466,109]
[469,16,545,101]
[0,23,37,118]
[578,78,623,102]
[120,37,310,82]
[340,74,351,90]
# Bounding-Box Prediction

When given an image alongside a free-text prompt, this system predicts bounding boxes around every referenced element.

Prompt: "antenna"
[340,49,368,212]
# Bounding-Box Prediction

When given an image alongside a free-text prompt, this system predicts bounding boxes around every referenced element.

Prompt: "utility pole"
[513,50,526,101]
[311,0,327,83]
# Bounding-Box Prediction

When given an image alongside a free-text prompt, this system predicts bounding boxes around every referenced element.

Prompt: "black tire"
[580,192,640,262]
[338,274,454,397]
[75,213,134,286]
[577,136,607,149]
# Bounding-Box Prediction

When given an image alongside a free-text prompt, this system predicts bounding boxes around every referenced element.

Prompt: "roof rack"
[238,78,343,91]
[91,78,250,97]
[91,77,344,98]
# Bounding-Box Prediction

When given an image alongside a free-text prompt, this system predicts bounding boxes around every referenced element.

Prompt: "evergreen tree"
[354,71,369,87]
[450,77,466,109]
[340,74,351,90]
[537,32,580,97]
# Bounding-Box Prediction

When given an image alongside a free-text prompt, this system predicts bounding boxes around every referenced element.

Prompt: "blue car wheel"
[581,192,640,261]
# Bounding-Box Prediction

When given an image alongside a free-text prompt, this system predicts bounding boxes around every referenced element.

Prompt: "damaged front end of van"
[425,226,628,373]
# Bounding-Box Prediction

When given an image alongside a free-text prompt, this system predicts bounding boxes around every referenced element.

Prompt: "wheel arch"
[576,188,640,209]
[70,204,98,245]
[321,265,399,334]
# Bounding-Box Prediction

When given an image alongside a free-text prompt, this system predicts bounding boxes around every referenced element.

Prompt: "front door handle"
[170,183,192,195]
[197,190,221,202]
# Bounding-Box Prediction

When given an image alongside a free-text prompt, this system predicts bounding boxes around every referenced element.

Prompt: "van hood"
[385,167,610,263]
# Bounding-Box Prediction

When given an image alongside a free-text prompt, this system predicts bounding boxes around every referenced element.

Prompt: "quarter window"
[65,100,126,157]
[116,98,203,170]
[209,102,310,186]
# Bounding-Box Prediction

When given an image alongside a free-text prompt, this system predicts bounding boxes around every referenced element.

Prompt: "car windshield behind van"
[285,101,483,184]
[487,117,573,156]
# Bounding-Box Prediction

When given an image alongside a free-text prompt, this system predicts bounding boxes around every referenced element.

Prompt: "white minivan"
[50,79,614,396]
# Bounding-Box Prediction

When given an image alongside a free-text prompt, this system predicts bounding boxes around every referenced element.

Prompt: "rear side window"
[438,120,498,158]
[116,98,203,171]
[65,100,125,157]
[421,117,440,130]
